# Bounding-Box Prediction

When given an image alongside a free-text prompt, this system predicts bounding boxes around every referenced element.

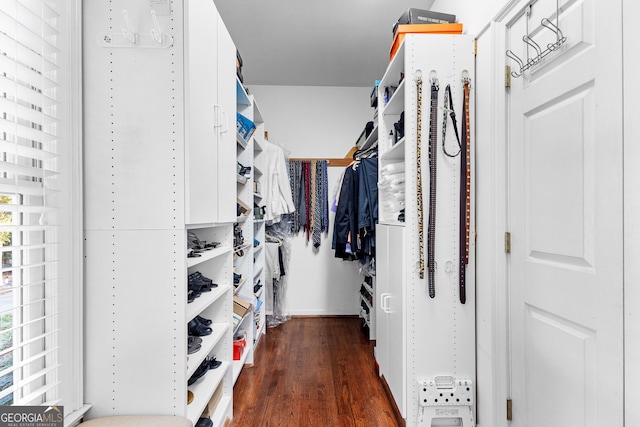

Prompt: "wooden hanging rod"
[290,146,358,167]
[289,158,354,167]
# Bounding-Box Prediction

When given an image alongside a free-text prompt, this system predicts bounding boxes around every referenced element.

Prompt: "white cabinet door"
[376,224,406,417]
[184,0,220,224]
[386,224,405,417]
[216,14,237,223]
[376,224,391,382]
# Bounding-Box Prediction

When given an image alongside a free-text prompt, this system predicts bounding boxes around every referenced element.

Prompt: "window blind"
[0,0,62,406]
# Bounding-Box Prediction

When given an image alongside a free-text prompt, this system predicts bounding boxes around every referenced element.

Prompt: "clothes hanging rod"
[289,158,354,167]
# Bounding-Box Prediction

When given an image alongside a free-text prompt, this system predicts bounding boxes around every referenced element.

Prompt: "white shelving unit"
[375,34,476,426]
[83,1,237,425]
[233,84,267,383]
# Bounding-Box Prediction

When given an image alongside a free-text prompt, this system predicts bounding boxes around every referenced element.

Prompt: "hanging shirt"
[260,142,295,223]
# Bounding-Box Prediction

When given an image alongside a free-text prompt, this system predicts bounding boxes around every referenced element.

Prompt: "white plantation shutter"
[0,0,63,406]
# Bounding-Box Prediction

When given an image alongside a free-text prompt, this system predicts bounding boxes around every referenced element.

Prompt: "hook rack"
[98,8,174,49]
[506,14,567,78]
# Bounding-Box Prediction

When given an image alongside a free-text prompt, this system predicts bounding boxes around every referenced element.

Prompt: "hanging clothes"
[332,157,378,260]
[261,141,295,223]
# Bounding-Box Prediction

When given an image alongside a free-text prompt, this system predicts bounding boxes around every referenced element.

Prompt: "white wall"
[248,85,373,315]
[623,0,640,424]
[431,0,508,36]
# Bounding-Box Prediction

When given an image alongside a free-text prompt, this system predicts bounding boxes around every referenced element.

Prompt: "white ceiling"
[213,0,436,87]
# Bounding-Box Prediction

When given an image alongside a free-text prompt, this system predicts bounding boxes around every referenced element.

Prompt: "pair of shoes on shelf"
[189,271,218,292]
[187,357,222,386]
[188,336,203,354]
[189,316,212,337]
[188,290,200,304]
[233,272,242,284]
[195,417,213,427]
[188,231,220,252]
[253,238,260,247]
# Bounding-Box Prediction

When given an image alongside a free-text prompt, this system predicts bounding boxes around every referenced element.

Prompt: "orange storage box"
[390,23,463,60]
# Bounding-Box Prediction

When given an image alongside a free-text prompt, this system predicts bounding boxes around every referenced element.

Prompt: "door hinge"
[507,399,513,420]
[505,66,511,88]
[505,232,511,254]
[473,38,477,56]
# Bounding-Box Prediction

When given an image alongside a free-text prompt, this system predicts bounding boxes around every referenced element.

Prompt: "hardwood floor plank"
[228,317,400,427]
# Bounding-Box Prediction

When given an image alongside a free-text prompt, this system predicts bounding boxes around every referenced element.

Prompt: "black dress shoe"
[195,418,213,427]
[187,290,201,303]
[188,275,212,293]
[188,319,212,337]
[195,315,212,326]
[205,357,222,370]
[187,362,208,385]
[187,340,201,355]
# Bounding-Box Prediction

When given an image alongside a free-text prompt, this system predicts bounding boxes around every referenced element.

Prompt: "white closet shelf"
[381,138,405,161]
[187,322,230,377]
[187,245,233,268]
[187,361,231,422]
[187,285,232,321]
[233,277,246,294]
[233,308,253,336]
[232,346,252,384]
[381,79,406,116]
[236,133,249,149]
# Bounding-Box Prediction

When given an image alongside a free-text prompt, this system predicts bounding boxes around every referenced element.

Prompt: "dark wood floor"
[228,316,400,427]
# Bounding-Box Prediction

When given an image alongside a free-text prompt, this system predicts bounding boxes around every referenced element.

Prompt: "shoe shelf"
[236,132,249,149]
[234,242,252,255]
[187,323,230,378]
[187,360,231,422]
[253,265,264,281]
[254,285,264,300]
[233,277,247,295]
[207,395,232,427]
[187,245,233,269]
[233,303,253,336]
[188,284,232,322]
[232,341,252,383]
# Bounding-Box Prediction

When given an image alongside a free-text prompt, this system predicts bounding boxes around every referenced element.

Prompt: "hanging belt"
[427,74,439,298]
[415,74,425,281]
[442,84,462,158]
[459,76,471,304]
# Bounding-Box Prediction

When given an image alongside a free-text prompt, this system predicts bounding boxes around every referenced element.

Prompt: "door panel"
[386,225,405,417]
[216,13,237,223]
[507,0,623,425]
[184,0,219,224]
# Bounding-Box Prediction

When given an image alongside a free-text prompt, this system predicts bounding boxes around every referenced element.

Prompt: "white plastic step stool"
[416,377,475,427]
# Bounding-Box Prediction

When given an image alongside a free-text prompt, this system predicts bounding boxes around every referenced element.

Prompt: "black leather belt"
[427,74,439,298]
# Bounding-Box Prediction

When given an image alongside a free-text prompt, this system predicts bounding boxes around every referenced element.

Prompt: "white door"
[506,0,623,426]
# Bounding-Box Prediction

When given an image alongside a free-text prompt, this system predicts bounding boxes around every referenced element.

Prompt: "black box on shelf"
[393,9,456,35]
